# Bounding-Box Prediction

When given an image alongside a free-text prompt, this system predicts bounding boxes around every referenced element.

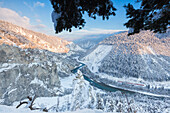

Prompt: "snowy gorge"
[81,30,170,96]
[0,20,170,113]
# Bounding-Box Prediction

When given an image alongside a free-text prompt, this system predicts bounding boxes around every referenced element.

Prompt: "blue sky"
[0,0,140,41]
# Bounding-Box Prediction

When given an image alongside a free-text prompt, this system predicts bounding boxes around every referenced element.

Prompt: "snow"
[15,72,22,84]
[30,77,46,88]
[51,10,61,29]
[0,99,4,104]
[34,97,59,109]
[60,74,75,89]
[0,105,106,113]
[80,30,169,98]
[28,63,39,67]
[128,28,134,34]
[146,46,156,55]
[151,9,163,20]
[3,69,170,113]
[82,45,112,73]
[68,42,85,52]
[140,46,170,77]
[29,77,57,93]
[0,20,70,53]
[0,64,19,73]
[8,88,17,95]
[96,73,170,97]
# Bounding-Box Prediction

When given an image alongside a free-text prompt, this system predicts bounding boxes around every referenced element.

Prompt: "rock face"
[0,20,87,106]
[0,44,77,105]
[0,20,71,53]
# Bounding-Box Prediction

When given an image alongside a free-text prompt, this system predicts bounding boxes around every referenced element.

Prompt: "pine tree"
[96,94,104,110]
[50,0,169,35]
[105,99,114,112]
[50,0,116,33]
[124,0,170,35]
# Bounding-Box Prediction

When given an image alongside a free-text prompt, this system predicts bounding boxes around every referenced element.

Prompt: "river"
[71,63,134,94]
[71,63,170,98]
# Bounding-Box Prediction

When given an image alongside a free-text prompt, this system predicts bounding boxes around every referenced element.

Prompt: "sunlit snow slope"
[0,20,71,53]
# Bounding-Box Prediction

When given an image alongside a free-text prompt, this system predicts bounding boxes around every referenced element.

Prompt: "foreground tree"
[50,0,116,33]
[124,0,170,35]
[50,0,170,35]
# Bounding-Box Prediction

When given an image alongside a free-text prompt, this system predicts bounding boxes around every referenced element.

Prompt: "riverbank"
[71,63,170,98]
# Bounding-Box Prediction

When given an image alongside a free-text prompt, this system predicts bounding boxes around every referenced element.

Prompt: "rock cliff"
[0,44,77,105]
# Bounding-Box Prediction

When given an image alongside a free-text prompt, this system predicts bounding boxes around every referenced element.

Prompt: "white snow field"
[82,45,112,73]
[0,105,106,113]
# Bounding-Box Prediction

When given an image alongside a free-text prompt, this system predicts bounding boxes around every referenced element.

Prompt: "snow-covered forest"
[0,0,170,113]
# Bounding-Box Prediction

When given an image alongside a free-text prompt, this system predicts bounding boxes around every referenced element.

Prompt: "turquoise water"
[71,64,170,99]
[71,64,134,93]
[71,63,85,73]
[83,75,134,93]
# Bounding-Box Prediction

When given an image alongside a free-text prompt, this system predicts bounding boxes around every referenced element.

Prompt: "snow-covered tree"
[96,94,104,110]
[70,70,96,111]
[124,0,170,35]
[105,99,114,112]
[50,0,116,33]
[50,0,169,35]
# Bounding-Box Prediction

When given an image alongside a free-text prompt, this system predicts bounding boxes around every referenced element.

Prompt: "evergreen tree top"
[50,0,170,36]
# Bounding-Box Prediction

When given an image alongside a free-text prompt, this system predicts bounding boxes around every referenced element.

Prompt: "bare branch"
[16,101,28,108]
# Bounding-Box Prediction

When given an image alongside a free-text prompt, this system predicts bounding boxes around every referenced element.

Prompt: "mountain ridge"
[100,30,170,56]
[81,30,170,95]
[0,20,71,53]
[74,31,126,50]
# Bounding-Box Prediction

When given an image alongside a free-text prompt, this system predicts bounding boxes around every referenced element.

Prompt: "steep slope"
[99,30,170,80]
[0,20,87,105]
[81,30,170,95]
[0,44,81,105]
[0,20,71,53]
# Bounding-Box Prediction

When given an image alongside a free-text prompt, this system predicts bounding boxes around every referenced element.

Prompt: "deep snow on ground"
[0,105,106,113]
[1,65,170,113]
[10,71,170,113]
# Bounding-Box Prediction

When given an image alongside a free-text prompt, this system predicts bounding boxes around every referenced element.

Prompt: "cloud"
[36,19,41,23]
[23,2,33,11]
[0,7,47,33]
[23,1,45,11]
[34,1,45,7]
[32,24,46,29]
[57,28,125,41]
[0,7,30,28]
